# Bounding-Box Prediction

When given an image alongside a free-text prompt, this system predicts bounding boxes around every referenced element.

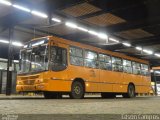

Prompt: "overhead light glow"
[77,26,88,32]
[31,10,48,18]
[0,39,9,44]
[155,71,160,74]
[154,53,160,57]
[12,42,23,47]
[109,38,119,43]
[88,30,98,36]
[14,60,19,63]
[136,46,142,51]
[122,42,131,47]
[150,70,154,73]
[0,39,23,47]
[143,49,153,54]
[65,22,78,28]
[13,4,31,12]
[98,33,108,39]
[24,45,28,48]
[52,18,61,23]
[0,0,12,6]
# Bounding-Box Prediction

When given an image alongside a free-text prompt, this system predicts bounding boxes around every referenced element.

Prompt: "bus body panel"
[99,70,113,92]
[16,36,151,94]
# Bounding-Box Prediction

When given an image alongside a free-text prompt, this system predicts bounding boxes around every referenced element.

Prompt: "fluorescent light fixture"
[154,53,160,57]
[13,4,31,12]
[122,42,131,47]
[77,26,88,32]
[12,42,23,47]
[143,49,153,54]
[0,0,12,6]
[136,46,142,51]
[0,67,4,70]
[98,33,108,39]
[24,45,28,48]
[65,22,77,28]
[14,60,19,63]
[155,71,160,74]
[32,40,44,47]
[0,39,9,44]
[0,39,23,47]
[88,30,98,36]
[31,10,48,18]
[150,70,154,73]
[52,18,61,23]
[109,38,119,43]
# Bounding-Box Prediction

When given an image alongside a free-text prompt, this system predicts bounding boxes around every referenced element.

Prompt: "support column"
[6,27,14,96]
[0,70,2,94]
[154,71,157,95]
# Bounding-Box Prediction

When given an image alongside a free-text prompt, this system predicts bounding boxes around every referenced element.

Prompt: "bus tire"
[44,92,62,99]
[70,81,85,99]
[101,93,116,98]
[123,84,135,98]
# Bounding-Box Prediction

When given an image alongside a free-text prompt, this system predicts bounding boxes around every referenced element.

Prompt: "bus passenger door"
[48,45,70,91]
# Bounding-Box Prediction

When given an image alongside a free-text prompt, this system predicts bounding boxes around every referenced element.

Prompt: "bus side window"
[132,62,141,75]
[123,59,132,74]
[84,50,98,69]
[112,57,123,72]
[99,54,112,70]
[69,46,83,66]
[141,64,149,76]
[50,46,67,71]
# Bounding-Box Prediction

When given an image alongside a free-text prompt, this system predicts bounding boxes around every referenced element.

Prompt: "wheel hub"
[74,86,81,95]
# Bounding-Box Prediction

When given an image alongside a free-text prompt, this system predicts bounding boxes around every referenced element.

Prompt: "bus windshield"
[19,45,48,74]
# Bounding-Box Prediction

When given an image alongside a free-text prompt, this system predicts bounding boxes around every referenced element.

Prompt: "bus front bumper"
[16,83,48,92]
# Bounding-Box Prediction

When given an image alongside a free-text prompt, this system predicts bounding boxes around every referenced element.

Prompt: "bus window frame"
[50,46,68,72]
[98,53,112,71]
[69,45,84,67]
[111,56,123,72]
[122,59,133,74]
[84,49,99,69]
[141,63,150,76]
[132,61,142,75]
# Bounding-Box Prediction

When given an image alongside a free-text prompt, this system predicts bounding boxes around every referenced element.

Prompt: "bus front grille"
[23,80,35,85]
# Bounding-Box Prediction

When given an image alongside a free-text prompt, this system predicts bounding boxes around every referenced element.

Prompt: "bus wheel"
[123,84,135,98]
[101,93,116,98]
[70,81,84,99]
[44,92,62,99]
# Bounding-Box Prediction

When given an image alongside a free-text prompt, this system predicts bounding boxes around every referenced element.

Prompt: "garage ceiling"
[0,0,160,66]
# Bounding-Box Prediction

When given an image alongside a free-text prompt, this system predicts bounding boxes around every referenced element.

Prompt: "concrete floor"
[0,95,159,120]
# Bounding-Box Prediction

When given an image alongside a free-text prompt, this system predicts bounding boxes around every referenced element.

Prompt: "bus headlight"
[40,79,43,83]
[17,81,22,85]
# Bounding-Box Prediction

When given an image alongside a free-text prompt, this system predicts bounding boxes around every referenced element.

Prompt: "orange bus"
[16,36,151,99]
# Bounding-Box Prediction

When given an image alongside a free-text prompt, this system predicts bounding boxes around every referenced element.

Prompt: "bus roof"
[31,36,149,64]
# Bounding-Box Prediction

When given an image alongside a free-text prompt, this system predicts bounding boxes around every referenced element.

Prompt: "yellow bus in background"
[16,36,151,99]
